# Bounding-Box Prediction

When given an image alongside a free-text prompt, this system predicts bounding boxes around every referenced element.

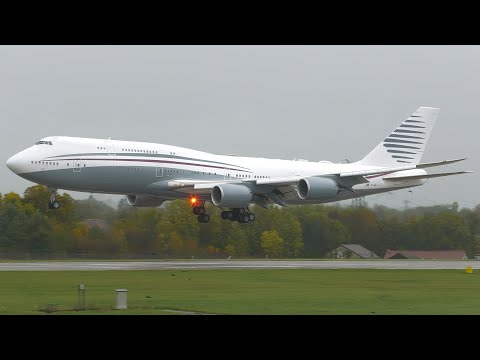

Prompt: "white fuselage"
[6,136,427,205]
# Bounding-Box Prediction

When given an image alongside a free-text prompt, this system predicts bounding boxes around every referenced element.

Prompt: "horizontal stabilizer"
[416,158,467,169]
[340,165,416,178]
[384,171,473,181]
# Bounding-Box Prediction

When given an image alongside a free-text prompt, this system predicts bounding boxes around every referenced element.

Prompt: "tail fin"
[358,107,440,167]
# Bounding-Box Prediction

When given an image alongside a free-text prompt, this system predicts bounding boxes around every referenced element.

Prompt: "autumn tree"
[295,205,350,257]
[75,194,117,221]
[270,208,303,257]
[24,211,53,255]
[23,185,51,214]
[473,235,480,256]
[0,203,29,254]
[155,200,199,257]
[110,222,128,255]
[70,222,91,255]
[332,207,381,255]
[261,230,285,258]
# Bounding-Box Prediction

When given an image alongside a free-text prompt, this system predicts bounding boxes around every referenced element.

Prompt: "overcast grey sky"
[0,45,478,209]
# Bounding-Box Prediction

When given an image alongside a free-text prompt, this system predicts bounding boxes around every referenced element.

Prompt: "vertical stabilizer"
[358,107,439,167]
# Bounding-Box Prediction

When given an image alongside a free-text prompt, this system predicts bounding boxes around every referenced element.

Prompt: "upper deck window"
[34,141,53,145]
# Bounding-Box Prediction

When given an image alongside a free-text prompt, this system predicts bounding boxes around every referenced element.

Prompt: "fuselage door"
[224,168,231,181]
[106,140,116,155]
[156,166,163,177]
[289,159,300,177]
[73,159,82,173]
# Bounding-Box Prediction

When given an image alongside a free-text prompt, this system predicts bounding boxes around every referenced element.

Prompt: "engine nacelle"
[127,195,166,208]
[297,177,339,200]
[211,184,253,208]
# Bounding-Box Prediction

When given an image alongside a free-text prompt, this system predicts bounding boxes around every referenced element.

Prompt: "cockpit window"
[34,141,53,145]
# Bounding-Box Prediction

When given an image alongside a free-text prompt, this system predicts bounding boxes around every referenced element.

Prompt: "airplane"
[6,107,472,224]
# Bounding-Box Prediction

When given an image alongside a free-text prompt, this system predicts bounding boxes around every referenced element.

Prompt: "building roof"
[389,252,419,259]
[384,250,467,260]
[338,244,380,259]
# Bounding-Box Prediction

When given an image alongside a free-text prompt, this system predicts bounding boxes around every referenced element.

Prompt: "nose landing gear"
[48,188,61,210]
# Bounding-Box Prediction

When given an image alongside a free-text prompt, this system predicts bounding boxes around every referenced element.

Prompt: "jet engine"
[211,184,253,207]
[297,177,339,200]
[127,195,166,207]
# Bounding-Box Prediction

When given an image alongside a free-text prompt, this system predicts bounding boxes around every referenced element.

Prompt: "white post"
[78,284,86,310]
[115,289,128,309]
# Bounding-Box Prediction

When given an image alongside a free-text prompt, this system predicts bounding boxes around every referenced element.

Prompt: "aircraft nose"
[6,153,22,174]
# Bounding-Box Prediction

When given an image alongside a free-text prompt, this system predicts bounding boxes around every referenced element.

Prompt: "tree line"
[1,185,479,259]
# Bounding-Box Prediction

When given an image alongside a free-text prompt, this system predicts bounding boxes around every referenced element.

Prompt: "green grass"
[0,269,479,314]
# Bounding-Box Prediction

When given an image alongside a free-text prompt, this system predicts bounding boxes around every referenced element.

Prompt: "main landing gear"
[192,202,210,223]
[190,200,255,224]
[48,188,60,210]
[221,208,256,223]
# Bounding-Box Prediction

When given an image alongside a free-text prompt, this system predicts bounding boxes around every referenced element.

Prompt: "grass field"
[0,269,479,314]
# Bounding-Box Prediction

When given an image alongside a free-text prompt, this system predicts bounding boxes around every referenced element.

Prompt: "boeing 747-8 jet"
[6,107,472,223]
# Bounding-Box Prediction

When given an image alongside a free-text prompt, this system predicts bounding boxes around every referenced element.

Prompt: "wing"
[146,158,471,207]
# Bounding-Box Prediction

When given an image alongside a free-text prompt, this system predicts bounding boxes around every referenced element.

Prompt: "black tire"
[243,215,250,223]
[239,208,246,214]
[249,213,256,221]
[198,207,206,215]
[227,212,234,220]
[49,201,60,210]
[193,207,199,215]
[221,211,228,219]
[238,215,249,223]
[197,214,210,223]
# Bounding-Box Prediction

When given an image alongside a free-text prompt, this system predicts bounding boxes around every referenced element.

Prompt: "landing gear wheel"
[227,212,234,220]
[221,211,228,219]
[193,206,206,215]
[48,188,60,210]
[249,213,256,221]
[239,208,246,214]
[197,213,210,223]
[48,200,60,210]
[238,215,250,223]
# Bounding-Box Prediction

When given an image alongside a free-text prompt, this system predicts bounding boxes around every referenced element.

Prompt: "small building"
[384,250,468,260]
[326,244,380,259]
